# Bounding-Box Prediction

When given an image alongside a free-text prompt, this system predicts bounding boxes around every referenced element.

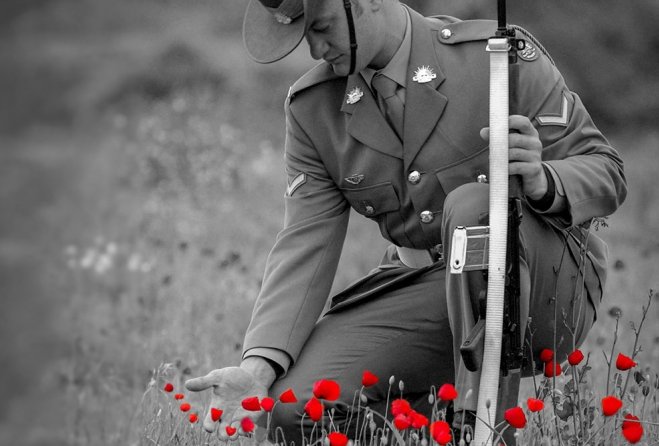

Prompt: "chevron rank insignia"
[286,173,307,197]
[537,92,570,126]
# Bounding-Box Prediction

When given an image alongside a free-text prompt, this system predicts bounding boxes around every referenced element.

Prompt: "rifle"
[448,0,526,443]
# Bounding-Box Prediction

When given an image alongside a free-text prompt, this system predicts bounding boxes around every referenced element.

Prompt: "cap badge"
[274,12,293,25]
[346,86,364,105]
[412,66,437,84]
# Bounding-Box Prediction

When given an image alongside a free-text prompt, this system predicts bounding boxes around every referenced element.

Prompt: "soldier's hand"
[480,115,548,201]
[185,363,272,439]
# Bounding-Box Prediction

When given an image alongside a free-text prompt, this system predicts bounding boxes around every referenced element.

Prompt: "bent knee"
[443,183,489,229]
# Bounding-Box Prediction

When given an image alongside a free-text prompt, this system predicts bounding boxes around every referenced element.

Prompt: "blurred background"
[1,0,658,444]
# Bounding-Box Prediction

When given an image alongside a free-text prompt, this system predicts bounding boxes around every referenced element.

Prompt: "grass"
[0,1,658,444]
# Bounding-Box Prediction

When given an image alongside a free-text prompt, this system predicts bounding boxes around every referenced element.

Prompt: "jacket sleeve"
[242,95,350,368]
[516,46,627,228]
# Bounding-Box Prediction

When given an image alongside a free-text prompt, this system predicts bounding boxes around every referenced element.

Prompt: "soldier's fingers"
[480,127,490,141]
[185,370,223,392]
[508,148,539,163]
[508,161,540,178]
[509,115,538,137]
[508,134,542,152]
[217,421,240,441]
[202,410,217,433]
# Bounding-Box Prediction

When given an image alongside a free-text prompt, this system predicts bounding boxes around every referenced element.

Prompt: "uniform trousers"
[268,183,596,442]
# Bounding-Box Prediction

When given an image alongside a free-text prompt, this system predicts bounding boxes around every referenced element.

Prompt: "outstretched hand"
[480,115,548,201]
[185,366,269,439]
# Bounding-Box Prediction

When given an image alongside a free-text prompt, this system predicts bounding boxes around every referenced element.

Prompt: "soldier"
[186,0,626,442]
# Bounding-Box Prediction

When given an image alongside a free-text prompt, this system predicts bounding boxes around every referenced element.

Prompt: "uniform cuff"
[527,163,567,214]
[243,347,292,378]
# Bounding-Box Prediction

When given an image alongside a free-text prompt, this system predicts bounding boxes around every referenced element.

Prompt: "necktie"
[371,73,404,139]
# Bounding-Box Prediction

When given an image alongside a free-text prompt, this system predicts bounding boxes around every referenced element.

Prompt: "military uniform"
[241,6,626,438]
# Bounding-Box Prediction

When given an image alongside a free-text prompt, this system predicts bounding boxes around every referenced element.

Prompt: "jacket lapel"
[341,74,403,159]
[402,10,448,169]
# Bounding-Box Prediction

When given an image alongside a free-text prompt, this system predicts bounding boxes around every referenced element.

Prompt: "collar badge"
[346,87,364,105]
[518,40,539,62]
[345,174,365,185]
[412,66,437,84]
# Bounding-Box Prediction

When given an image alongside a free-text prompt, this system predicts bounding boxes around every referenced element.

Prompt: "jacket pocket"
[340,182,400,217]
[434,145,489,194]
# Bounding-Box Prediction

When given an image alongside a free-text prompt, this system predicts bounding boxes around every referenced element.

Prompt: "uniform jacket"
[242,8,627,370]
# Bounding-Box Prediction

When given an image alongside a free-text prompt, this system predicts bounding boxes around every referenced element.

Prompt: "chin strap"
[342,0,358,74]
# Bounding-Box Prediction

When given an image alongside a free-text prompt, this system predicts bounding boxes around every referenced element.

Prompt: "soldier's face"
[304,0,385,75]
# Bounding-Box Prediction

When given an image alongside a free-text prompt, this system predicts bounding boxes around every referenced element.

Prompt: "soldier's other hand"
[185,366,269,439]
[480,115,548,201]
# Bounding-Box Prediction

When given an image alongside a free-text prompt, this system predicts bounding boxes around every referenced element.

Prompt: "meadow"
[1,1,657,444]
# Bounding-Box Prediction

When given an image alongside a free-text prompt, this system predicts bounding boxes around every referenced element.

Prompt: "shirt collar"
[361,5,412,90]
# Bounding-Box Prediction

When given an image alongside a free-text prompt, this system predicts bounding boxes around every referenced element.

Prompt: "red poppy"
[527,398,545,412]
[241,396,262,411]
[621,413,643,443]
[174,393,184,400]
[394,413,411,430]
[437,383,458,401]
[279,388,298,403]
[430,420,452,445]
[328,432,349,446]
[211,408,223,422]
[225,426,237,436]
[539,349,554,363]
[241,417,255,433]
[601,396,623,416]
[188,413,198,423]
[544,361,562,378]
[391,398,412,417]
[304,397,324,422]
[568,349,585,366]
[260,397,275,412]
[616,353,637,371]
[179,402,191,412]
[312,379,341,401]
[504,407,527,429]
[362,370,379,387]
[163,383,174,392]
[408,411,429,429]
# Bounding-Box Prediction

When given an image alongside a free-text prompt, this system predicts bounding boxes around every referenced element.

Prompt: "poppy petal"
[437,383,458,401]
[504,406,527,429]
[328,432,349,446]
[304,397,324,422]
[278,388,298,403]
[601,396,623,416]
[568,349,584,366]
[210,407,223,422]
[241,396,262,411]
[616,353,637,371]
[362,370,379,387]
[312,379,341,401]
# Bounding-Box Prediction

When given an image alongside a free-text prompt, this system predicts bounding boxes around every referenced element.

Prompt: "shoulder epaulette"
[510,25,555,66]
[434,17,555,66]
[433,17,497,44]
[287,62,341,101]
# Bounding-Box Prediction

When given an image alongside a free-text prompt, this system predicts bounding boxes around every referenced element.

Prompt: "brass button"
[364,205,375,216]
[408,170,421,184]
[420,210,434,224]
[477,174,488,183]
[441,29,452,39]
